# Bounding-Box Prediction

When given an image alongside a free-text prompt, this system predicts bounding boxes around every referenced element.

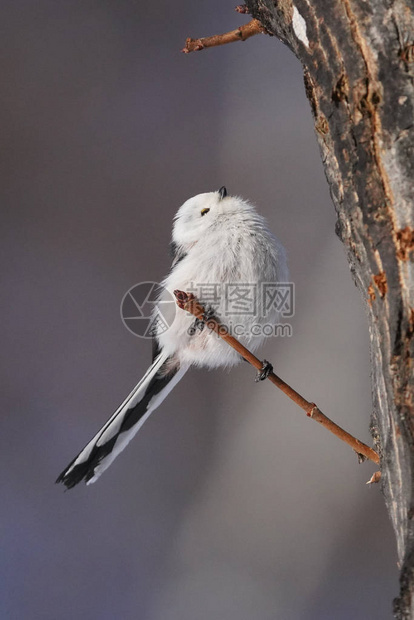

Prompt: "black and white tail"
[56,353,187,489]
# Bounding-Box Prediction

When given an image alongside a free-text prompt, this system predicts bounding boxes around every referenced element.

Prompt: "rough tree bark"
[243,0,414,616]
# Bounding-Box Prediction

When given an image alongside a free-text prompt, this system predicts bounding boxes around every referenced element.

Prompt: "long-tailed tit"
[57,187,288,488]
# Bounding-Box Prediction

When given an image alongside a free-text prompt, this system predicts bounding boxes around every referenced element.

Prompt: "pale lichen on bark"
[245,0,414,616]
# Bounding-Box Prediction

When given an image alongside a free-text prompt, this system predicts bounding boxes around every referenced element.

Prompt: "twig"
[174,290,380,467]
[367,471,382,484]
[182,19,265,54]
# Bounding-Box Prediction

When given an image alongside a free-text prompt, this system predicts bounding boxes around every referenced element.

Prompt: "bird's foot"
[255,360,273,382]
[202,305,215,323]
[188,305,215,335]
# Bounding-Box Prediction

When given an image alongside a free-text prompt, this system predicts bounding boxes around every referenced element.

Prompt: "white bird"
[56,187,288,488]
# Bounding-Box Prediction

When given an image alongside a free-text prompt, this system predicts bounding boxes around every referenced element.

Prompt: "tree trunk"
[245,0,414,616]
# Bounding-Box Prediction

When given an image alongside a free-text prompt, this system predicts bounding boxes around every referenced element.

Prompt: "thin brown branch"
[182,19,264,54]
[367,471,382,484]
[174,290,380,467]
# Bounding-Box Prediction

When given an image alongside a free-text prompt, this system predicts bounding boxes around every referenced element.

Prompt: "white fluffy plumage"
[56,188,288,488]
[159,189,288,368]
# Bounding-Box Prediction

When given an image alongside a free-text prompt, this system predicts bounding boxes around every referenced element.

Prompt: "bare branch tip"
[366,471,382,485]
[182,18,264,55]
[174,289,196,310]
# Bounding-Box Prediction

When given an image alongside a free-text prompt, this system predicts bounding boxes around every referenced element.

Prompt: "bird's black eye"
[201,208,210,216]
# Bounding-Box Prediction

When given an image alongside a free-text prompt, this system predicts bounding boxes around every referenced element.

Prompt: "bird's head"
[172,187,254,247]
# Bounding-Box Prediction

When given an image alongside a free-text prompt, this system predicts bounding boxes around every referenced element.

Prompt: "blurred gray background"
[1,1,398,619]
